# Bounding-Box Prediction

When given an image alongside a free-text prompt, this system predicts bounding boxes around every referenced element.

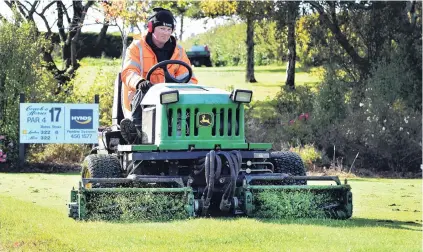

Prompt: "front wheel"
[81,154,122,188]
[270,151,306,185]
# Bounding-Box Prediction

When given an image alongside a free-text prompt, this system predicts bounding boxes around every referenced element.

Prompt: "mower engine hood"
[141,83,233,106]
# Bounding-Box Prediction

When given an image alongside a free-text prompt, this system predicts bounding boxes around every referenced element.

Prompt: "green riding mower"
[68,60,352,221]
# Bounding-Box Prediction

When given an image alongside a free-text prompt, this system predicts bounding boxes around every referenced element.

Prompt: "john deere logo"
[198,113,213,127]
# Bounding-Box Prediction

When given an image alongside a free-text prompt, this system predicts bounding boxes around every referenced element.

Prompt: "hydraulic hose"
[214,154,222,179]
[229,151,241,199]
[199,150,242,215]
[201,150,216,216]
[229,151,242,199]
[217,151,236,212]
[193,157,206,175]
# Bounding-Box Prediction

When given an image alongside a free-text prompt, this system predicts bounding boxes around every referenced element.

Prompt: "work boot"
[120,118,138,144]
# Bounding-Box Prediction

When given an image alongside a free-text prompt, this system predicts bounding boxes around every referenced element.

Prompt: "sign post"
[19,93,25,167]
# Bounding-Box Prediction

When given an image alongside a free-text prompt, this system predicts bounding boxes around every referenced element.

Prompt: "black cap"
[149,8,175,31]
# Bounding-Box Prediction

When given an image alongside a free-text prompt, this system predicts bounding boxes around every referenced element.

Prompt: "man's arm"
[121,41,145,91]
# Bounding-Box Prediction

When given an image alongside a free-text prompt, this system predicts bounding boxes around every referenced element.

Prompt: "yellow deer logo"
[200,114,212,126]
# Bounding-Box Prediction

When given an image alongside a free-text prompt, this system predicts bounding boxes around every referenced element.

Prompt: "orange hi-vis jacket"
[121,35,198,117]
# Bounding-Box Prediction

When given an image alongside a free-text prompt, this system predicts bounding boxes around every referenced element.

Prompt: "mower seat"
[112,72,124,130]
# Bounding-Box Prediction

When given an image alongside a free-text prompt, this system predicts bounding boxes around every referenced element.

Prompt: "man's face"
[152,26,173,44]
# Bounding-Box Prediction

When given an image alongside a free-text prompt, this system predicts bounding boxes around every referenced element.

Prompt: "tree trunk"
[42,51,69,85]
[70,36,78,73]
[62,44,71,70]
[245,15,257,83]
[67,2,82,75]
[121,35,128,68]
[67,1,94,76]
[309,2,369,76]
[285,3,297,89]
[57,2,70,69]
[94,21,109,56]
[180,15,184,41]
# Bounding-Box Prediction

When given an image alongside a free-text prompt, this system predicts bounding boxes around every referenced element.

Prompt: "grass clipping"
[85,191,189,222]
[252,189,328,219]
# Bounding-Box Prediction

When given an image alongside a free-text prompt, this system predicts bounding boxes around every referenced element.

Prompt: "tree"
[200,0,272,83]
[101,0,149,65]
[284,2,299,89]
[308,1,370,78]
[273,1,300,89]
[60,1,95,76]
[307,1,421,103]
[165,0,191,41]
[304,1,422,171]
[162,0,206,41]
[308,1,421,76]
[3,0,96,88]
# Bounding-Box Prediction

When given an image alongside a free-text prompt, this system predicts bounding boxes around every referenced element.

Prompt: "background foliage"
[181,21,285,67]
[0,2,421,174]
[50,32,135,59]
[0,21,57,162]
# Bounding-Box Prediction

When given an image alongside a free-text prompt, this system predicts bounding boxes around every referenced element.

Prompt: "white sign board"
[20,103,99,144]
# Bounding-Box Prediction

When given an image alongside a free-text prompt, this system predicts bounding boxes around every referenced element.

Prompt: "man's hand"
[136,79,152,93]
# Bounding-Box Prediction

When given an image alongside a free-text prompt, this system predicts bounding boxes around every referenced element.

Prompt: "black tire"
[270,151,306,185]
[205,58,212,67]
[192,60,201,67]
[81,154,122,188]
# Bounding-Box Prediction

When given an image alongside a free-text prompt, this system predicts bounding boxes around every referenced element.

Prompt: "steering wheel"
[146,60,193,83]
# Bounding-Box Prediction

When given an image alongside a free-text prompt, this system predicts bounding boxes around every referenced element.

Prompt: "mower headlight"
[160,90,179,104]
[231,89,252,103]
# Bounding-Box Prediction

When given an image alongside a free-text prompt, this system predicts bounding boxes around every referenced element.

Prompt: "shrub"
[312,69,348,130]
[348,54,422,172]
[28,144,90,164]
[290,144,322,169]
[50,32,134,59]
[245,86,315,148]
[310,50,422,172]
[0,21,56,164]
[69,59,118,126]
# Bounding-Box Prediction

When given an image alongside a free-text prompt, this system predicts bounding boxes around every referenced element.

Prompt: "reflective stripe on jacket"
[121,35,198,117]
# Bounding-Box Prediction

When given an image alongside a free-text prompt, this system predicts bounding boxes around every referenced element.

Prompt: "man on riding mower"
[121,7,198,144]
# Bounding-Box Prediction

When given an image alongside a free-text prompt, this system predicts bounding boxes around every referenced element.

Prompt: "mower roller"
[68,60,352,221]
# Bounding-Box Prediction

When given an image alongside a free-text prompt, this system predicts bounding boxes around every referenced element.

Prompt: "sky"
[0,1,231,41]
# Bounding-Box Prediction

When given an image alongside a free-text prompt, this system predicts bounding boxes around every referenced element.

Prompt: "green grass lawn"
[73,58,322,101]
[0,173,421,251]
[72,57,121,95]
[193,65,322,100]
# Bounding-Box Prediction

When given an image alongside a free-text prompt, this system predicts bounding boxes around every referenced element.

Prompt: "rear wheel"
[192,59,201,67]
[205,58,212,67]
[270,151,306,185]
[81,154,122,188]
